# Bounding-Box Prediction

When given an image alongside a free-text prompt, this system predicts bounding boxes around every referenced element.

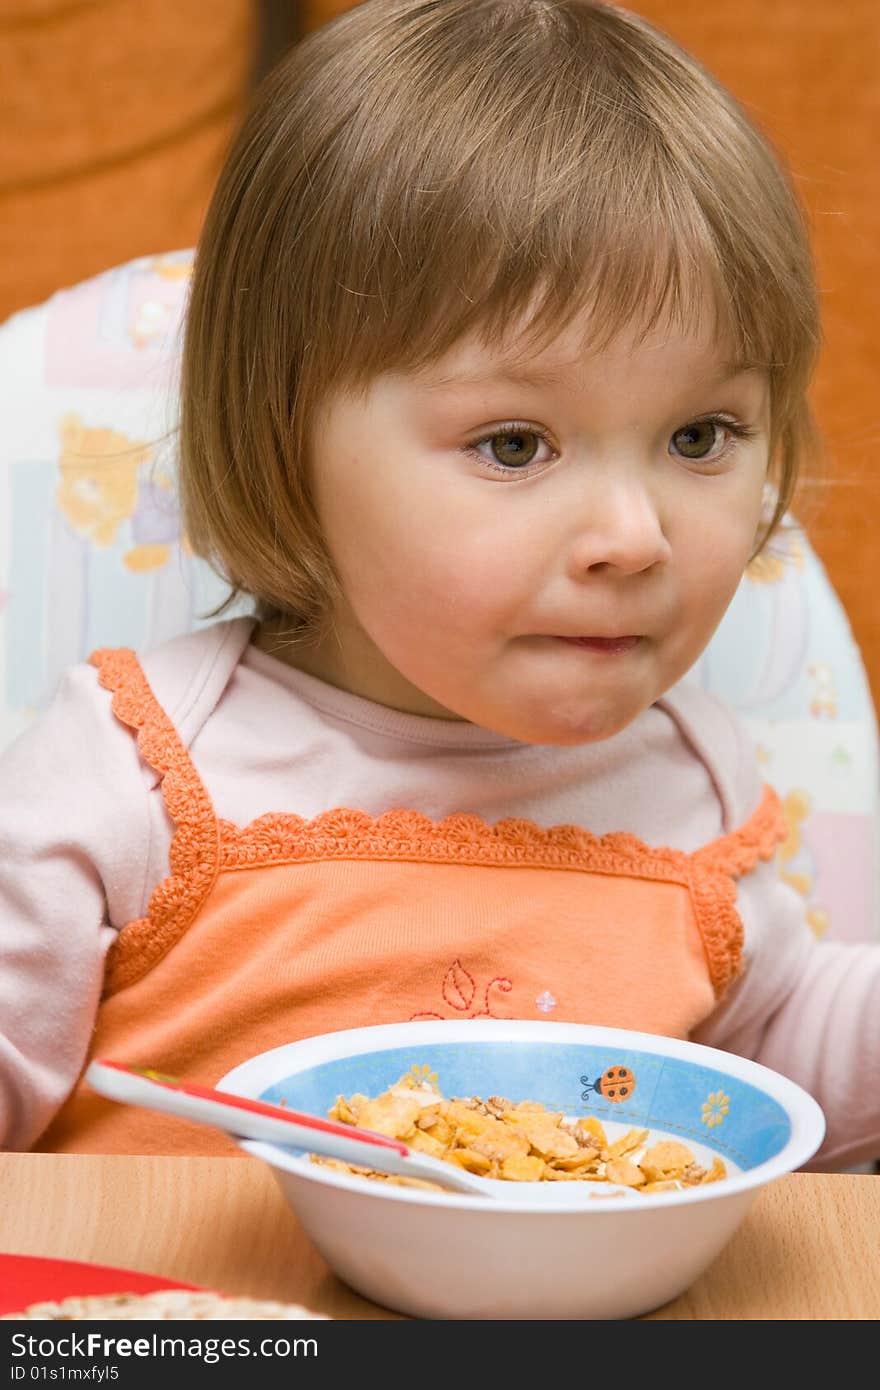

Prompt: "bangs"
[291,0,817,401]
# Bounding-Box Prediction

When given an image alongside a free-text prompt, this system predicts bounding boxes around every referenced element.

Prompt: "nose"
[565,472,671,577]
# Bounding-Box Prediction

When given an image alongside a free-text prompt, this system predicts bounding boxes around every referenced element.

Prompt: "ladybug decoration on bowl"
[581,1064,636,1104]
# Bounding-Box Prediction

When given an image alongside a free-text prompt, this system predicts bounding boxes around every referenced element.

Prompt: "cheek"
[324,471,521,622]
[678,500,759,616]
[377,531,517,636]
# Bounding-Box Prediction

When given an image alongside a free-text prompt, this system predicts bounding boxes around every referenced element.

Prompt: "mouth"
[553,636,641,654]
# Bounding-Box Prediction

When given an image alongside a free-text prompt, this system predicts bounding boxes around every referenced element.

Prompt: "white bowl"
[218,1020,825,1319]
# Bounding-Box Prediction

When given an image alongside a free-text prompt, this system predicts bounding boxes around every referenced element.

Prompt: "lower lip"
[555,636,641,654]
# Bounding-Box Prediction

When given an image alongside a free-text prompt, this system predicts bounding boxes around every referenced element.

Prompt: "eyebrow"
[418,366,566,391]
[418,361,757,393]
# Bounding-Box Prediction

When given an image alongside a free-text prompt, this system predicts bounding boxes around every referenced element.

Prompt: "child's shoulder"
[16,615,246,755]
[135,616,256,740]
[655,679,764,833]
[25,617,256,765]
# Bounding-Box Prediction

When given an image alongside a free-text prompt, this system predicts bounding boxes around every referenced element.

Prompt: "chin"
[493,703,641,747]
[546,720,636,747]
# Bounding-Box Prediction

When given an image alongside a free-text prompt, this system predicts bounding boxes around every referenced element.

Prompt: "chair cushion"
[691,530,878,946]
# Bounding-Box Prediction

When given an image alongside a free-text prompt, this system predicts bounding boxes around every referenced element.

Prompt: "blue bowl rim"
[218,1020,826,1213]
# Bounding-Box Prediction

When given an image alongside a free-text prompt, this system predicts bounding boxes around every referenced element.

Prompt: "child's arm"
[689,718,880,1171]
[693,855,880,1169]
[0,663,151,1150]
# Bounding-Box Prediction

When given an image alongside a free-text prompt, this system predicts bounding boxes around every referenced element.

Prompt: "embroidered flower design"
[535,990,557,1014]
[409,959,513,1021]
[701,1090,730,1129]
[446,959,476,1012]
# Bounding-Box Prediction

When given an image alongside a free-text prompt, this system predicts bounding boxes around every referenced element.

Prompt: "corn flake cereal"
[311,1072,727,1194]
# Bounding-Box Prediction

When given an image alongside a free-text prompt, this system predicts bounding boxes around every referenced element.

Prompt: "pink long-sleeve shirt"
[1,615,878,1167]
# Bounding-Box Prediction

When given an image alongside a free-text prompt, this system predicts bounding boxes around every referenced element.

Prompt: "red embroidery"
[471,977,514,1018]
[409,959,513,1021]
[444,959,475,1011]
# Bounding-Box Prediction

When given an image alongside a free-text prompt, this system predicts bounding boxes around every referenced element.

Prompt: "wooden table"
[1,1155,878,1319]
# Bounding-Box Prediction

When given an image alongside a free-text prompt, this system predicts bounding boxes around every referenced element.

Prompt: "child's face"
[299,307,770,744]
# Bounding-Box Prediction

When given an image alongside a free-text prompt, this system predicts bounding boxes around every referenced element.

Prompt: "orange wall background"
[0,0,259,318]
[4,0,878,711]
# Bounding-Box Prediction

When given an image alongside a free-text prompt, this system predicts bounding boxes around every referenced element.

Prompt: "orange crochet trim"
[216,809,693,880]
[89,648,220,997]
[689,784,787,995]
[692,784,785,877]
[212,785,784,999]
[216,786,783,881]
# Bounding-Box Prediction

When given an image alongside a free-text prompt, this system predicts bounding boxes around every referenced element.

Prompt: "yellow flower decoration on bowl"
[701,1090,730,1129]
[406,1063,439,1086]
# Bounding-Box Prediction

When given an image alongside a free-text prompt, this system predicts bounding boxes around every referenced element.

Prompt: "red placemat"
[0,1254,201,1315]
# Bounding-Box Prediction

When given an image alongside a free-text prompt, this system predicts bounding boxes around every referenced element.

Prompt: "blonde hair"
[180,0,823,635]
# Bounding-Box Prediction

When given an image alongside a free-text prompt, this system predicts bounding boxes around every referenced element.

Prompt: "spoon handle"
[86,1059,412,1163]
[86,1059,492,1193]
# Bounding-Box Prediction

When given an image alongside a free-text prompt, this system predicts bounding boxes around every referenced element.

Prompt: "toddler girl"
[1,0,877,1168]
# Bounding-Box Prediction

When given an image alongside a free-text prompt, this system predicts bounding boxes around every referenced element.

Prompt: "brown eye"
[488,430,541,468]
[463,422,554,475]
[672,420,722,460]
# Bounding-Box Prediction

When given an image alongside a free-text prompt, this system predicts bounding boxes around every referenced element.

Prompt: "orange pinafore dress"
[36,646,786,1155]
